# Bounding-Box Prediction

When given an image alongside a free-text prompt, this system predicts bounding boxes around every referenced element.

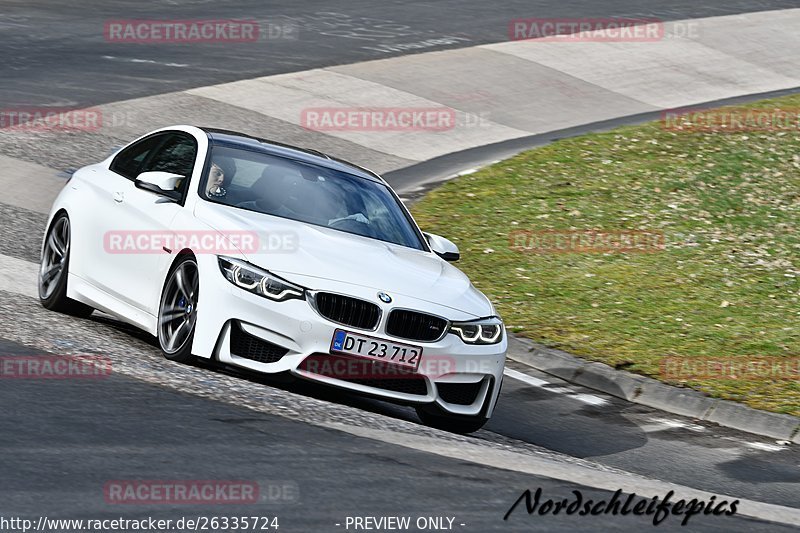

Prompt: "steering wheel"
[328,216,376,237]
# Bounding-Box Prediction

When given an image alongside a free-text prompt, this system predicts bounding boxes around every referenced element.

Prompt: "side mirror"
[135,171,184,201]
[425,232,460,262]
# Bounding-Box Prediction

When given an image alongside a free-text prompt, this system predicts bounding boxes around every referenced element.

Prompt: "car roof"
[199,127,384,183]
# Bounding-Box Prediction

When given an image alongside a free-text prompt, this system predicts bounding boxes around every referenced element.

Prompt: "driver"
[206,162,227,198]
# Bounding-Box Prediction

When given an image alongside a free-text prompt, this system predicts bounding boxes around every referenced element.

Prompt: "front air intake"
[229,322,289,364]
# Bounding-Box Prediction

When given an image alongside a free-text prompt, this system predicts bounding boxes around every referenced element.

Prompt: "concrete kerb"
[506,335,800,442]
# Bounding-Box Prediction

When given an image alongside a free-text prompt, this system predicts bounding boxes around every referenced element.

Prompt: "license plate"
[330,329,422,370]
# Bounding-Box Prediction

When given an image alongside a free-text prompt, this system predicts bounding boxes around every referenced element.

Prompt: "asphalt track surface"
[0,335,796,532]
[1,0,798,107]
[0,286,797,530]
[1,1,799,531]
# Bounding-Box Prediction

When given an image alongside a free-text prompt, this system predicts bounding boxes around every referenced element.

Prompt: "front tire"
[39,213,94,317]
[157,255,199,363]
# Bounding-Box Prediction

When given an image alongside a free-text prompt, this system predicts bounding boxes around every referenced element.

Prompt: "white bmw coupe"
[39,126,506,432]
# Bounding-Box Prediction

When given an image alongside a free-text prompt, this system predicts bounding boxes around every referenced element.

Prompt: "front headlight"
[217,256,305,302]
[449,316,504,344]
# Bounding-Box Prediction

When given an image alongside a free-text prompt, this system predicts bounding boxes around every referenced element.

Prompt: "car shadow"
[485,369,649,457]
[85,313,694,457]
[90,311,423,424]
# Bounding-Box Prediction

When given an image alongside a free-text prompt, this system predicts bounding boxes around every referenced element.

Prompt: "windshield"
[200,144,426,250]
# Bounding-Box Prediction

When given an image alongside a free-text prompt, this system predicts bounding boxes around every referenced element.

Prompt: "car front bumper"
[191,255,507,417]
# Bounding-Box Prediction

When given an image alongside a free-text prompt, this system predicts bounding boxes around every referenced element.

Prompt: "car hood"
[194,202,493,317]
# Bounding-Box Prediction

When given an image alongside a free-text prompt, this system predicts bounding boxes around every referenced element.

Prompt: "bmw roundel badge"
[377,292,392,303]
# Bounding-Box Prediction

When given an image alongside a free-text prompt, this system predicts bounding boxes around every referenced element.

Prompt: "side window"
[109,134,166,180]
[142,133,198,181]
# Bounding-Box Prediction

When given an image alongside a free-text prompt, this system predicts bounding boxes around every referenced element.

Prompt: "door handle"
[113,191,124,203]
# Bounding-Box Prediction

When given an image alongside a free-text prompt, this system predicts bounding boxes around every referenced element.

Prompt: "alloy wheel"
[158,259,199,355]
[39,216,70,300]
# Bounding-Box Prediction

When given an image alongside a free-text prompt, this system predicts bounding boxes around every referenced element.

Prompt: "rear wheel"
[158,256,199,363]
[38,213,94,317]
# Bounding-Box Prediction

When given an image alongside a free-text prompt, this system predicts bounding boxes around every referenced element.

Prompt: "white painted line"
[635,421,785,452]
[639,423,672,433]
[504,368,609,406]
[569,393,609,406]
[0,254,38,298]
[102,55,188,68]
[744,442,787,452]
[504,367,549,387]
[653,417,705,432]
[720,436,788,452]
[640,417,706,434]
[543,386,574,394]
